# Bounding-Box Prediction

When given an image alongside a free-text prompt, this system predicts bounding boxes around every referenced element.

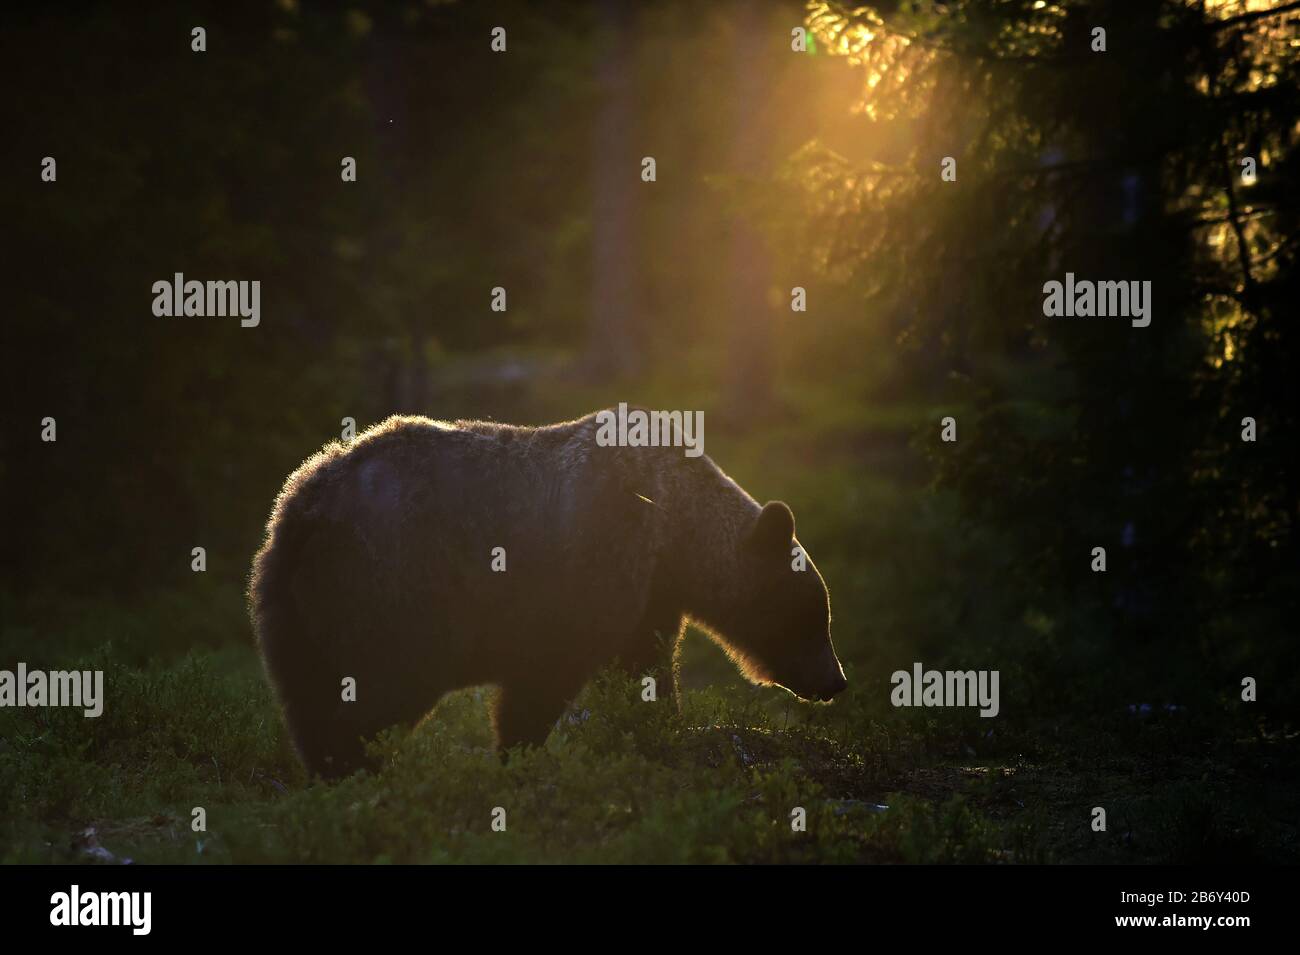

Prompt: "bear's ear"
[747,500,795,553]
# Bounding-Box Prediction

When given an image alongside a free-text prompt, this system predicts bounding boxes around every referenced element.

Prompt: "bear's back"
[278,414,646,591]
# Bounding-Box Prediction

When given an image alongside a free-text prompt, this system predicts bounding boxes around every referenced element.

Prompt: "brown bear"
[249,410,846,778]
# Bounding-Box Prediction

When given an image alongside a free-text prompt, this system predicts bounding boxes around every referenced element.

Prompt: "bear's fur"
[249,411,845,778]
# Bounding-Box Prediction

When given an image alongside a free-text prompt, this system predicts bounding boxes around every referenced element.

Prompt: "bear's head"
[706,500,847,703]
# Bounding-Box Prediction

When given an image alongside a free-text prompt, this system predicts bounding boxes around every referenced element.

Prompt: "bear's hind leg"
[287,702,369,781]
[283,670,447,780]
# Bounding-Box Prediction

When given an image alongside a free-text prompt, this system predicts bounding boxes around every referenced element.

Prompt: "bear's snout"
[798,647,847,702]
[817,669,848,702]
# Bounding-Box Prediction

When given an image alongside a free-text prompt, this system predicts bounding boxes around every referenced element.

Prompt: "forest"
[1,0,1297,864]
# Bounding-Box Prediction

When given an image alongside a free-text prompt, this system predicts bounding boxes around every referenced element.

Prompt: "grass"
[3,381,1296,864]
[5,634,1289,864]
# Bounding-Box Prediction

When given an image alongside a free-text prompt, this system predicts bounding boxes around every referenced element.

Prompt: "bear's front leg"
[492,681,577,753]
[619,626,683,713]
